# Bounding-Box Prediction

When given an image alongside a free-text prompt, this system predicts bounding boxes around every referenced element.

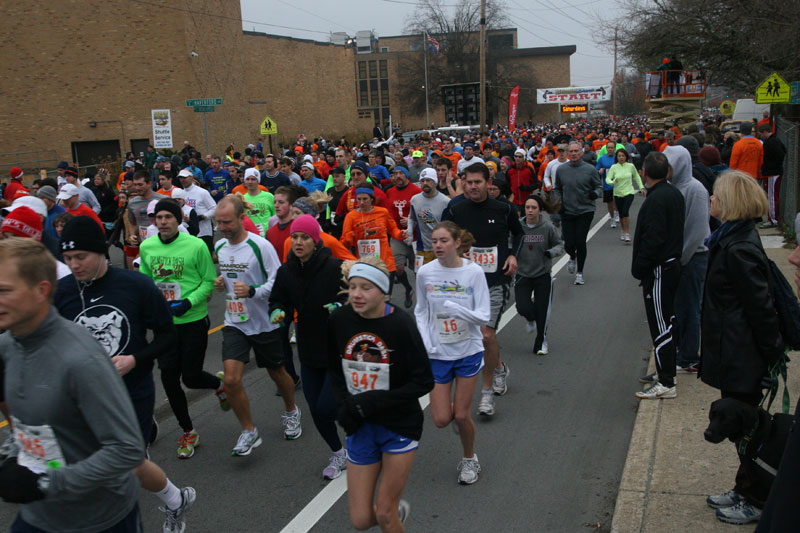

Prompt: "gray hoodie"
[664,145,710,264]
[515,217,564,279]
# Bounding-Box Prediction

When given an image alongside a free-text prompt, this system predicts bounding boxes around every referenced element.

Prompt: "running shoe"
[567,259,576,274]
[574,273,585,285]
[282,408,302,440]
[614,211,620,222]
[478,390,495,416]
[149,416,159,445]
[457,455,481,485]
[537,341,549,355]
[177,430,199,459]
[214,371,231,411]
[638,372,657,384]
[231,428,262,456]
[716,501,762,525]
[620,233,626,241]
[492,362,509,395]
[676,363,699,374]
[624,233,632,244]
[0,434,15,460]
[707,490,743,509]
[289,331,297,344]
[161,486,196,533]
[525,321,536,334]
[635,382,676,399]
[404,289,414,309]
[610,220,617,228]
[398,499,411,525]
[322,450,348,480]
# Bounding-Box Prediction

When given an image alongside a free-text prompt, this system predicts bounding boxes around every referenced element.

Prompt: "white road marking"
[279,213,611,533]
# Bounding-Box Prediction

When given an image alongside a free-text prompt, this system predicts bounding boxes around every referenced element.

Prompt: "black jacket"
[761,134,786,176]
[269,244,345,368]
[631,180,685,280]
[700,220,785,393]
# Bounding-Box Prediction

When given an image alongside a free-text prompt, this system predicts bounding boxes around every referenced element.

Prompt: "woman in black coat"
[269,215,348,481]
[701,170,785,524]
[89,169,118,222]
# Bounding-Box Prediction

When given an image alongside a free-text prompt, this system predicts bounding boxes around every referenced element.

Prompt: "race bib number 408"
[342,359,390,395]
[470,246,498,273]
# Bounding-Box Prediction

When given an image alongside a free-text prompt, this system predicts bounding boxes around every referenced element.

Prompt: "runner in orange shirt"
[340,185,406,272]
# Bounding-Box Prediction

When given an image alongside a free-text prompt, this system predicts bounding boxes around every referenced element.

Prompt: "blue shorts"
[429,352,485,384]
[346,423,419,466]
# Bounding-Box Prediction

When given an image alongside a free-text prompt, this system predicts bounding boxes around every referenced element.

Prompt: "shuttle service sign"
[537,85,611,104]
[151,109,173,149]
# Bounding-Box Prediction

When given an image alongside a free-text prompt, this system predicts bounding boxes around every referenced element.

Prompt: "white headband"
[348,262,390,294]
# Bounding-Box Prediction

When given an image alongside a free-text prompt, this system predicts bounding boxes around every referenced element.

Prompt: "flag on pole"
[427,34,440,55]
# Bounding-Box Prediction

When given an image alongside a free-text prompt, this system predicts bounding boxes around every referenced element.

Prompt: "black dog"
[704,398,793,506]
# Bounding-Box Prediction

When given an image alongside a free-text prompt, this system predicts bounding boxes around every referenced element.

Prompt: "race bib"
[256,223,265,237]
[470,246,498,273]
[435,313,469,344]
[12,417,66,474]
[138,226,148,240]
[358,239,381,258]
[414,253,425,270]
[156,282,181,301]
[225,294,249,322]
[342,359,390,395]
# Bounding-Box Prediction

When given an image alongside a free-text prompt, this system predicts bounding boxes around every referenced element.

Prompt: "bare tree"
[398,0,537,125]
[599,0,800,91]
[613,70,647,116]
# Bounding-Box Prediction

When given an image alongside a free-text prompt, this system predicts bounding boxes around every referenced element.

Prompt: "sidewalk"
[611,232,798,533]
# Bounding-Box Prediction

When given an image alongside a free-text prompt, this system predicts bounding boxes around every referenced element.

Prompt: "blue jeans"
[673,251,707,367]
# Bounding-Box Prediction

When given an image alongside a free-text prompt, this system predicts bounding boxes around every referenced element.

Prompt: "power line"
[275,0,357,33]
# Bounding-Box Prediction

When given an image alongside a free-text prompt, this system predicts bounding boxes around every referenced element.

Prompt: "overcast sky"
[240,0,618,89]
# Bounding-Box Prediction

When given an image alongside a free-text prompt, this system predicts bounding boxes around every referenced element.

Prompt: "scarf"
[704,219,748,251]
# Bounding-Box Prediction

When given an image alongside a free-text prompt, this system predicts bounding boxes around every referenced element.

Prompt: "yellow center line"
[0,420,7,429]
[208,324,224,335]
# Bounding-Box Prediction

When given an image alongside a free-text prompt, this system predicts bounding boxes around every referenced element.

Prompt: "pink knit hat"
[290,214,321,244]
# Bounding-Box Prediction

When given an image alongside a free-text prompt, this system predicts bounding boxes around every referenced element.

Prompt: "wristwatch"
[248,286,256,298]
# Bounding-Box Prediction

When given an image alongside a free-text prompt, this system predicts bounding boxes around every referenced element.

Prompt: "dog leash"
[760,350,791,414]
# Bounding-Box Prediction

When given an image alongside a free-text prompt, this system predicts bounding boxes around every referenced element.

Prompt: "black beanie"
[60,216,107,254]
[154,199,182,222]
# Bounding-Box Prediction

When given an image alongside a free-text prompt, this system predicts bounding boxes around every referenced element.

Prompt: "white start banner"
[151,109,173,149]
[536,85,611,104]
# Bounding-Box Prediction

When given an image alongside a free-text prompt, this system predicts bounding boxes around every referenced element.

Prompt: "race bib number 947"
[342,359,390,395]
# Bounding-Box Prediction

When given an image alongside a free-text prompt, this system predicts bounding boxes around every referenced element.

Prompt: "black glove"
[0,459,45,504]
[169,299,192,317]
[336,396,367,435]
[588,191,599,201]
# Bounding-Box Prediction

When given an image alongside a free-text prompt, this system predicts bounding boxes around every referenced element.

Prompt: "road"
[1,201,653,532]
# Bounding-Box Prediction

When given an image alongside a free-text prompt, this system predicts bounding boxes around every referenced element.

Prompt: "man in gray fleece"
[664,145,710,372]
[0,238,144,532]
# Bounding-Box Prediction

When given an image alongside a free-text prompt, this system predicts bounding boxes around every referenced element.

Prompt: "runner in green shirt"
[242,168,275,237]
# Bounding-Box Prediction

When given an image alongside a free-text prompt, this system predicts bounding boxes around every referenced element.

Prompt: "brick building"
[0,0,574,171]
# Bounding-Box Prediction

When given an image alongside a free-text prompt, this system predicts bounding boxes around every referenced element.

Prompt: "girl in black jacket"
[269,215,347,481]
[702,170,785,523]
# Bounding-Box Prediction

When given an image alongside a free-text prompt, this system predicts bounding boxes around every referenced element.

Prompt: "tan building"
[0,0,573,172]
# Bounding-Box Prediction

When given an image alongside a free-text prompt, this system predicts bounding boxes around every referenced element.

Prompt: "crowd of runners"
[0,112,793,532]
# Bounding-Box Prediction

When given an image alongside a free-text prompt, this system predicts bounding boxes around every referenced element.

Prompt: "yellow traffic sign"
[719,100,735,115]
[756,72,790,104]
[260,115,278,135]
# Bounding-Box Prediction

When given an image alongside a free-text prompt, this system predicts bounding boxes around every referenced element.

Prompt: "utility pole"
[612,27,618,117]
[423,32,430,128]
[479,0,487,133]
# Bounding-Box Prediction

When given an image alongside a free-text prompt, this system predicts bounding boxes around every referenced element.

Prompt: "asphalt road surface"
[0,200,653,532]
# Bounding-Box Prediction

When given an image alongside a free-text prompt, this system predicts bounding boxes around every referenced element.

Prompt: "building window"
[379,60,388,79]
[358,61,367,80]
[380,47,389,53]
[382,108,390,121]
[369,61,377,79]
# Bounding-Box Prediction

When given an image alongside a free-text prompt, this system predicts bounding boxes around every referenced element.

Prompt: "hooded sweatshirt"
[664,146,710,265]
[514,217,564,279]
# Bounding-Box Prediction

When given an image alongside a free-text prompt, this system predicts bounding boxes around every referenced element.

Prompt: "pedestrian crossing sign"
[260,115,278,135]
[756,72,790,104]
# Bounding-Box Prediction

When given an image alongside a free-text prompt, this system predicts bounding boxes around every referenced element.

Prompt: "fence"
[776,116,799,229]
[0,150,59,175]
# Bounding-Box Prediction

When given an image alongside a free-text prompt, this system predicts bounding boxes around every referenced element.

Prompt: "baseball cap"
[56,183,80,200]
[178,168,194,178]
[419,168,437,181]
[56,161,69,169]
[3,196,48,219]
[156,155,168,163]
[412,150,424,158]
[146,199,159,216]
[301,162,315,171]
[124,160,136,168]
[170,188,186,200]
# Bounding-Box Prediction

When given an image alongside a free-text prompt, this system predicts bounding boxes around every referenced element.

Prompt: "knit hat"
[699,145,722,167]
[153,199,182,222]
[243,167,260,181]
[419,168,437,182]
[37,185,57,202]
[59,215,106,253]
[56,161,69,169]
[1,206,42,240]
[64,167,79,178]
[675,135,699,157]
[9,167,22,180]
[290,214,321,243]
[292,198,317,215]
[350,160,369,175]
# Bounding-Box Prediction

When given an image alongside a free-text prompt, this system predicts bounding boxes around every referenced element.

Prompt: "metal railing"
[645,70,706,99]
[0,150,59,174]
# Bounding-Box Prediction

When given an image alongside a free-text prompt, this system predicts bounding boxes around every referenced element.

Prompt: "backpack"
[766,258,800,350]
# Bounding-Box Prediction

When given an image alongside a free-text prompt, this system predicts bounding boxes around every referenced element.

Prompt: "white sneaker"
[322,450,347,480]
[282,408,302,439]
[624,233,631,244]
[614,211,620,222]
[289,331,297,344]
[161,486,196,533]
[620,233,626,241]
[231,428,262,456]
[491,362,509,395]
[635,381,676,399]
[567,259,576,274]
[610,220,617,228]
[537,341,549,355]
[457,455,481,485]
[574,273,585,285]
[478,390,495,416]
[525,321,536,334]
